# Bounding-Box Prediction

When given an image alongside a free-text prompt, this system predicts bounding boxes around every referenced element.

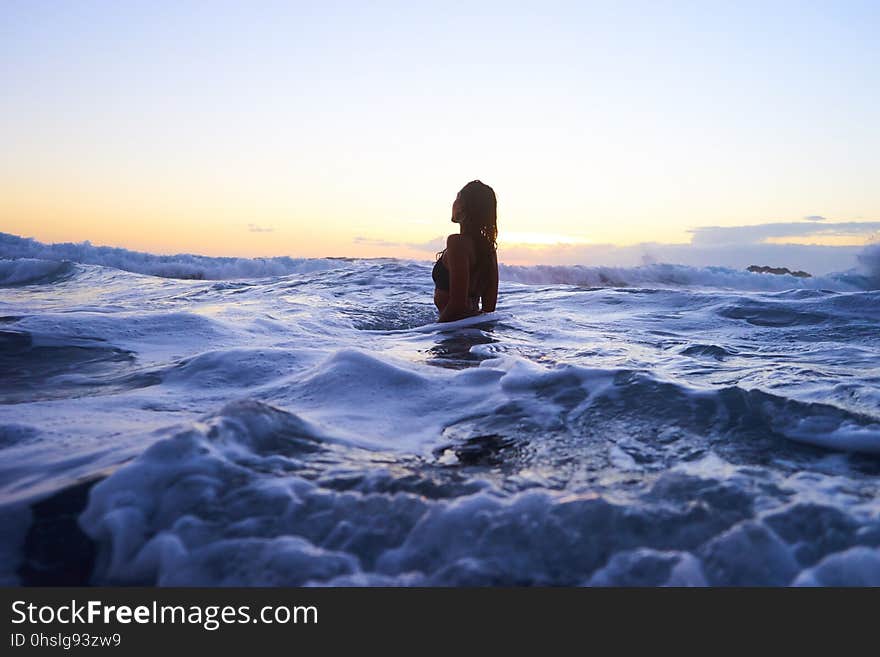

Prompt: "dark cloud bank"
[359,219,878,276]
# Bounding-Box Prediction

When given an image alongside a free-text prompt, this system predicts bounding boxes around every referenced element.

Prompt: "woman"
[432,180,499,322]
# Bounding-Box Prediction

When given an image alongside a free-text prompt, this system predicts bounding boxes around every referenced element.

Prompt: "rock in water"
[747,265,812,278]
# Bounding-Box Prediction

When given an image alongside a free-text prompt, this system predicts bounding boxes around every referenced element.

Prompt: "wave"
[77,356,880,585]
[856,242,880,287]
[0,258,75,286]
[498,261,875,292]
[2,231,878,291]
[0,233,341,281]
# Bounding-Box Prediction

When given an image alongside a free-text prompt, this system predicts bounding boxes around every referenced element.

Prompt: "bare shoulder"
[446,233,476,257]
[446,233,464,249]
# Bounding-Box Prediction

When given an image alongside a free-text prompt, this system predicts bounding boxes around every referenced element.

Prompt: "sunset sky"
[2,1,878,265]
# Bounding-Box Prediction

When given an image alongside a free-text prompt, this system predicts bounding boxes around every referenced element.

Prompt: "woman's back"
[433,235,493,297]
[434,181,498,322]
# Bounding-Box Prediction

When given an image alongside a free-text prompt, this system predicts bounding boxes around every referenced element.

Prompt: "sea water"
[1,232,879,586]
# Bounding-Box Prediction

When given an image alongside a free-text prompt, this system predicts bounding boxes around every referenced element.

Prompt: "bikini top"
[432,258,451,291]
[432,257,482,299]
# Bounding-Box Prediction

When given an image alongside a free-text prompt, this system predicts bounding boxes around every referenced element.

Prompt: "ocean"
[1,232,879,586]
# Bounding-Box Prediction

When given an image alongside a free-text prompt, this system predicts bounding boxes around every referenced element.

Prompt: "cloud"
[353,235,446,252]
[688,221,880,246]
[248,223,274,233]
[803,215,827,221]
[405,236,446,252]
[354,221,878,275]
[353,236,401,248]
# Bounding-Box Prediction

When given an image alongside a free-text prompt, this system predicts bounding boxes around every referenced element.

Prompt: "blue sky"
[1,1,878,266]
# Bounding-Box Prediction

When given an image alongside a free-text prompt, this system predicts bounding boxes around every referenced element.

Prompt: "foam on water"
[0,233,341,281]
[4,231,879,291]
[1,233,879,585]
[498,262,872,292]
[0,258,76,287]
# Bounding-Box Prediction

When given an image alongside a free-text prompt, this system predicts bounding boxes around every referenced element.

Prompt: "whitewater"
[1,232,879,586]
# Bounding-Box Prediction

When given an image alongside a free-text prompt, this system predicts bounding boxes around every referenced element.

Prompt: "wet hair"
[436,180,498,294]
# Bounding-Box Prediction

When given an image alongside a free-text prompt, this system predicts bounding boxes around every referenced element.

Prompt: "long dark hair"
[437,180,498,293]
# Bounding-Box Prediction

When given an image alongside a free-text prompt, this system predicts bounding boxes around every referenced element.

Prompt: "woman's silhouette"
[432,180,499,322]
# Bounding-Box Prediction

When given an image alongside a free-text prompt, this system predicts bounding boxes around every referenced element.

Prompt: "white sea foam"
[0,233,341,281]
[1,232,879,586]
[498,261,872,292]
[0,258,74,286]
[856,242,880,287]
[3,231,878,291]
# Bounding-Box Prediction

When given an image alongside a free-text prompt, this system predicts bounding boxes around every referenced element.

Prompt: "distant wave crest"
[1,231,877,290]
[856,242,880,287]
[499,258,877,292]
[0,258,75,286]
[0,232,340,281]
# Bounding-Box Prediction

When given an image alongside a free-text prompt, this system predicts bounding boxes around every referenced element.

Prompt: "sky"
[1,0,878,269]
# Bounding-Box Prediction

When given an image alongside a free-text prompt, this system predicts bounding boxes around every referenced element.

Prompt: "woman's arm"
[434,288,449,312]
[437,235,478,323]
[481,250,498,312]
